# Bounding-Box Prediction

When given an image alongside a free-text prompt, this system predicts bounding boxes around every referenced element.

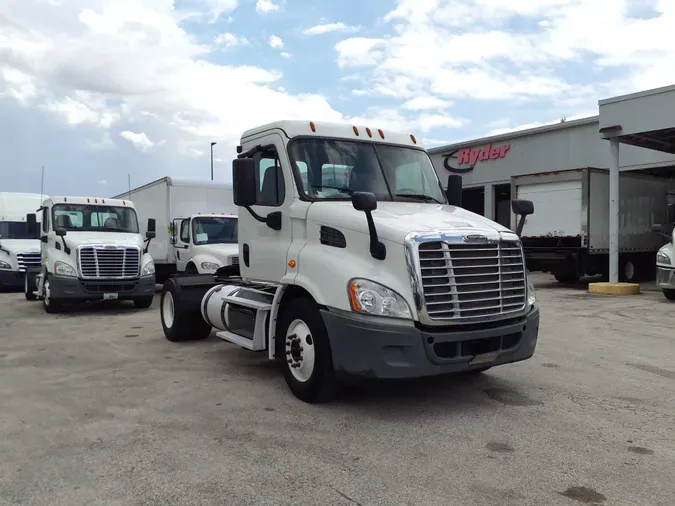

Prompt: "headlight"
[142,261,155,275]
[0,260,11,270]
[527,275,536,306]
[54,261,76,277]
[348,278,412,319]
[657,252,671,265]
[201,261,220,270]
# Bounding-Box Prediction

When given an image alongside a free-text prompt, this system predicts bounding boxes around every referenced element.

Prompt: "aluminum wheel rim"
[285,319,315,383]
[625,261,635,280]
[24,275,28,295]
[162,292,175,328]
[43,280,50,306]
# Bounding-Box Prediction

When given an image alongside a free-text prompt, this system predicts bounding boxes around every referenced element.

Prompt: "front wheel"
[663,289,675,301]
[277,297,337,403]
[42,277,63,314]
[133,295,154,309]
[24,273,37,301]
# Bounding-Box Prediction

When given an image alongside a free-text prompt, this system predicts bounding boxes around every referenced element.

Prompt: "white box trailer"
[511,167,672,283]
[114,178,238,282]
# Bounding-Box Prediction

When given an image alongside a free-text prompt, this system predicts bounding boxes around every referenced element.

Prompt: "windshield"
[192,217,238,245]
[288,139,447,204]
[0,221,40,240]
[52,204,140,233]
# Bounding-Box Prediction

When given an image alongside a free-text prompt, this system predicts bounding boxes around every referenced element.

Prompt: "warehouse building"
[428,83,675,283]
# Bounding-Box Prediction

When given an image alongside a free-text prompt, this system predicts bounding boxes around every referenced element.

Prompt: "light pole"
[210,141,217,180]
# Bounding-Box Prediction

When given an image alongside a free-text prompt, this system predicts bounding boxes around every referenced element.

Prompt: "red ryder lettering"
[457,144,510,165]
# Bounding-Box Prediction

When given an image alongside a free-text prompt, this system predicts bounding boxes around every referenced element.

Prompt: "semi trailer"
[158,120,539,403]
[0,192,45,289]
[24,196,157,313]
[512,168,672,283]
[114,178,238,283]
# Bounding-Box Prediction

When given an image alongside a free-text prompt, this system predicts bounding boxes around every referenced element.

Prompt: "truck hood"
[307,201,512,244]
[61,232,144,248]
[0,239,41,254]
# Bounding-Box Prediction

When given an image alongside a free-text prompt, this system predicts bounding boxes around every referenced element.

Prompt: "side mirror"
[351,191,377,212]
[446,175,462,207]
[55,227,67,237]
[511,199,534,216]
[232,158,257,208]
[26,213,38,236]
[667,203,675,223]
[146,218,156,239]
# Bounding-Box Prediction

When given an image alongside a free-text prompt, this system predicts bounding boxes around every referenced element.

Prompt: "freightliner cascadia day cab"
[159,121,539,403]
[654,203,675,300]
[114,178,238,283]
[24,196,158,313]
[512,168,672,284]
[0,192,45,289]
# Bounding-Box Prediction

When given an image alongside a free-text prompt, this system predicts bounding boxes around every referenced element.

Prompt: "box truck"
[24,196,157,313]
[511,168,671,283]
[157,120,539,403]
[114,178,238,283]
[0,192,44,289]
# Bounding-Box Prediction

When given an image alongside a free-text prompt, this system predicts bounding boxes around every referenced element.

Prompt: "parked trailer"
[159,120,539,403]
[114,178,238,283]
[512,168,671,283]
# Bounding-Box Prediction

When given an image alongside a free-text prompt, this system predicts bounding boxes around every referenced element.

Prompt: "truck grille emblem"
[463,233,488,243]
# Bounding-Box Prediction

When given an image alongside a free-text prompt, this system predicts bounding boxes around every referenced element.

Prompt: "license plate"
[470,351,499,366]
[103,293,119,300]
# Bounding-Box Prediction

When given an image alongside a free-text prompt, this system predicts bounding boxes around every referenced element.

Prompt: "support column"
[484,183,494,220]
[609,137,620,283]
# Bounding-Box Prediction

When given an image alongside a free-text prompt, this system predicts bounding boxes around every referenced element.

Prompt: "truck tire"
[663,289,675,301]
[277,297,337,403]
[554,272,579,284]
[133,295,154,309]
[24,273,37,301]
[42,277,63,314]
[160,280,211,342]
[620,258,638,283]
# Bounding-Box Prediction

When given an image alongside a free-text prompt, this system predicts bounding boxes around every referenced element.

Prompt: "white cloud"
[402,96,453,111]
[97,179,108,185]
[334,0,675,108]
[268,35,283,49]
[256,0,279,13]
[214,32,248,48]
[280,51,292,59]
[303,22,359,36]
[120,131,154,151]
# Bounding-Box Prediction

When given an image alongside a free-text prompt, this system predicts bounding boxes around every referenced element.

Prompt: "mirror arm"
[61,237,71,255]
[515,215,527,238]
[364,211,386,260]
[244,206,268,224]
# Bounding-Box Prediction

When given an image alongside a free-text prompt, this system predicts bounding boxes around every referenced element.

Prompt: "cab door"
[172,218,190,272]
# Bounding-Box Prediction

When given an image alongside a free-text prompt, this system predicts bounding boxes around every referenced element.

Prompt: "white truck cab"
[159,120,539,403]
[0,192,45,289]
[170,213,238,275]
[655,203,675,300]
[25,196,158,313]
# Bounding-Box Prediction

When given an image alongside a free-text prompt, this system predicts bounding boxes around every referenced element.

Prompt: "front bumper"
[656,266,675,289]
[49,275,156,300]
[0,269,24,288]
[321,306,540,380]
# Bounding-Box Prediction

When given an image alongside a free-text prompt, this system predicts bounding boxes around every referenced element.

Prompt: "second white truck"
[115,178,239,283]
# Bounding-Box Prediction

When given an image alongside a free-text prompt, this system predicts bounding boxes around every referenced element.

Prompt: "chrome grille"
[418,240,526,321]
[17,253,41,273]
[78,246,140,279]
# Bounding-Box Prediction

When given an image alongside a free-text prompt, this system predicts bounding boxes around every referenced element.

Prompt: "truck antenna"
[40,165,45,205]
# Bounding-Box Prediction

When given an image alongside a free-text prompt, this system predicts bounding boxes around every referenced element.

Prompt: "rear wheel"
[620,258,638,283]
[277,297,337,403]
[663,289,675,301]
[160,280,211,342]
[554,272,579,284]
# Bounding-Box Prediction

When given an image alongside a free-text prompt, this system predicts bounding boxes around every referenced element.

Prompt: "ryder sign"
[458,143,510,166]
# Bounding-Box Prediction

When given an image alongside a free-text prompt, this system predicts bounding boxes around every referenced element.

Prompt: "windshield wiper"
[310,185,353,195]
[395,193,442,204]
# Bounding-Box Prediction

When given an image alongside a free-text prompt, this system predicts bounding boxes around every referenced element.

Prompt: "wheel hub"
[285,319,316,383]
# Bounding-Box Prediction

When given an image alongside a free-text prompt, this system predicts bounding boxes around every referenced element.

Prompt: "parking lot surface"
[1,275,674,506]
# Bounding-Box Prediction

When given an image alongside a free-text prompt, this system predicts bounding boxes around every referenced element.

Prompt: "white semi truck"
[0,192,45,289]
[114,178,238,284]
[24,195,158,313]
[511,168,672,283]
[655,204,675,300]
[158,120,539,403]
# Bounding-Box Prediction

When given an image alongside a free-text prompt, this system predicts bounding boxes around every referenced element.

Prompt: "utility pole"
[210,142,217,180]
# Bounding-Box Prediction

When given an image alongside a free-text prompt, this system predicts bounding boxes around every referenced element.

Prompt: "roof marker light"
[378,129,385,139]
[309,121,316,132]
[353,126,359,136]
[366,127,372,138]
[410,134,417,144]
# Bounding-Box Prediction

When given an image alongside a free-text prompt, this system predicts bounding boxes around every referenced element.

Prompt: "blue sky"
[1,0,674,197]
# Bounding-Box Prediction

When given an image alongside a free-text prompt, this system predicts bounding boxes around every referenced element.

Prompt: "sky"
[1,0,674,197]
